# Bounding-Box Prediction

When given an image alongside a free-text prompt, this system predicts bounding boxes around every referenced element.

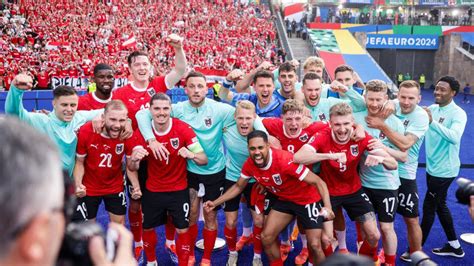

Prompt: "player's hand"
[203,201,216,212]
[329,80,348,93]
[351,125,365,141]
[257,61,273,71]
[365,116,385,130]
[92,115,105,134]
[75,184,86,198]
[368,147,390,158]
[178,147,195,160]
[301,116,313,129]
[365,154,385,167]
[13,73,33,90]
[367,138,385,150]
[147,139,170,161]
[166,33,183,49]
[119,120,133,140]
[321,207,335,220]
[422,106,432,124]
[131,186,142,200]
[380,100,395,119]
[255,183,266,194]
[302,107,312,120]
[89,223,137,266]
[226,69,245,82]
[131,147,149,163]
[331,152,347,164]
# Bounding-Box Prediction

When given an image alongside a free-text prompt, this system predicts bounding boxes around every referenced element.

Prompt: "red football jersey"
[263,118,328,153]
[307,127,372,196]
[133,118,199,192]
[112,76,167,129]
[241,148,321,205]
[78,92,111,111]
[76,122,135,196]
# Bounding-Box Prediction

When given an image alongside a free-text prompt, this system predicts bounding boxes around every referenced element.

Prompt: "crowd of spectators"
[0,0,279,90]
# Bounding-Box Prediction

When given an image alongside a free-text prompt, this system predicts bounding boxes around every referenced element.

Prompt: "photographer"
[0,117,136,266]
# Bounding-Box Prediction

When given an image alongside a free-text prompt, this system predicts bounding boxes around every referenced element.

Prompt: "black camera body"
[57,222,103,266]
[456,177,474,205]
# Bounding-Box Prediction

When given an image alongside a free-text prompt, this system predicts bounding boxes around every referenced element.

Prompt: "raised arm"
[164,34,187,89]
[294,144,346,165]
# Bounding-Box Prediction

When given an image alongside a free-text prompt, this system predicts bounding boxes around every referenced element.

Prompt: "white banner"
[51,77,129,90]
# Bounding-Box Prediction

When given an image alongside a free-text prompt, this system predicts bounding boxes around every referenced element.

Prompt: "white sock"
[301,233,308,248]
[253,253,261,259]
[146,260,157,266]
[336,230,347,249]
[449,240,461,249]
[242,227,252,237]
[135,241,143,247]
[229,250,238,255]
[166,239,175,246]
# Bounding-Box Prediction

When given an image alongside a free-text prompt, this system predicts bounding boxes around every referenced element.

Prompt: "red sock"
[385,254,396,265]
[142,229,157,262]
[270,258,283,266]
[202,229,217,260]
[355,222,363,242]
[165,217,176,242]
[359,240,378,262]
[176,231,191,266]
[253,226,263,255]
[189,224,198,257]
[224,226,237,252]
[128,207,142,243]
[323,245,333,257]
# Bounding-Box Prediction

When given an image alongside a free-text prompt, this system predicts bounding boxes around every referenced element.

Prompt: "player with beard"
[74,100,137,224]
[295,102,398,263]
[78,64,115,110]
[352,80,408,266]
[221,100,268,266]
[127,93,208,266]
[204,130,335,266]
[113,34,187,260]
[136,71,236,265]
[364,80,429,262]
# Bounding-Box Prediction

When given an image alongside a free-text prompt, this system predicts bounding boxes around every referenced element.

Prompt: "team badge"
[272,174,282,185]
[439,117,445,124]
[170,138,179,149]
[116,144,124,154]
[204,116,213,128]
[299,133,309,142]
[319,113,327,122]
[350,144,359,156]
[403,119,410,127]
[147,88,156,97]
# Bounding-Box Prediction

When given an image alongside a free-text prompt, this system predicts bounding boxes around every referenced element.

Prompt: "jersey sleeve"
[217,102,237,128]
[283,155,310,181]
[125,130,146,157]
[240,159,254,180]
[136,109,155,141]
[307,121,329,135]
[230,92,251,107]
[180,121,204,154]
[76,124,90,158]
[406,109,429,139]
[359,132,374,152]
[77,95,89,111]
[262,118,281,136]
[151,76,167,92]
[306,128,329,152]
[253,117,268,134]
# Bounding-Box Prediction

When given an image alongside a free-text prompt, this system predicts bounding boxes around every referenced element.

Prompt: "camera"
[56,171,118,266]
[455,177,474,205]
